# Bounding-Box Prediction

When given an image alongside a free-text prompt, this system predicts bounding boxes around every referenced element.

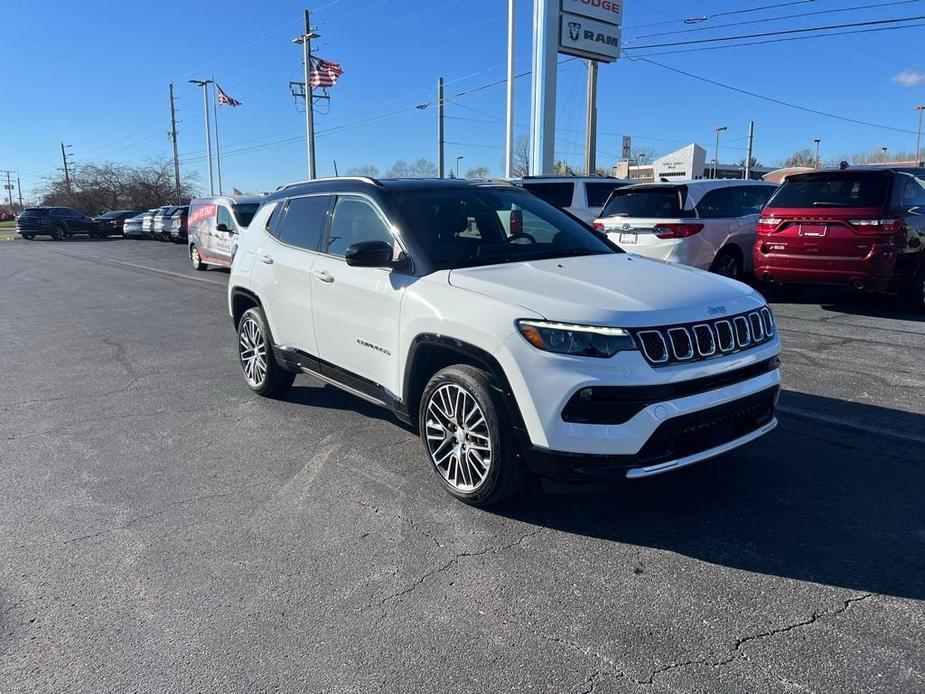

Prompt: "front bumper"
[522,386,779,481]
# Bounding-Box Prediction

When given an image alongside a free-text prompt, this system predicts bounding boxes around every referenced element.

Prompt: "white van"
[188,195,262,270]
[514,176,631,224]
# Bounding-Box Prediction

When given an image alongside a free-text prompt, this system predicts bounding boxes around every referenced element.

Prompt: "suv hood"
[448,254,763,327]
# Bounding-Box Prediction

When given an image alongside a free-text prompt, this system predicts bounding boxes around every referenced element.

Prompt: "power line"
[624,14,925,50]
[626,0,922,41]
[624,0,817,30]
[633,56,918,135]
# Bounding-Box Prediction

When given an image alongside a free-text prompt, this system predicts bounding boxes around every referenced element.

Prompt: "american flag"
[309,59,344,88]
[216,84,242,107]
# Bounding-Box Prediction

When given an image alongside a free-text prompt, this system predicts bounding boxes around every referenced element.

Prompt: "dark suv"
[17,207,96,240]
[754,166,925,307]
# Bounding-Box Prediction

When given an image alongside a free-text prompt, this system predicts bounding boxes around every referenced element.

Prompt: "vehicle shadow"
[493,391,925,601]
[283,382,416,433]
[756,283,924,322]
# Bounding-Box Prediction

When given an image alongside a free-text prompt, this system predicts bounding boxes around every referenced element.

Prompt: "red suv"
[754,166,925,307]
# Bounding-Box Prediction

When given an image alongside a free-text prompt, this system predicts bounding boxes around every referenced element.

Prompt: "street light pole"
[504,0,515,178]
[189,79,214,195]
[813,138,821,169]
[712,126,727,179]
[915,105,925,164]
[292,11,319,180]
[438,77,445,178]
[456,155,464,179]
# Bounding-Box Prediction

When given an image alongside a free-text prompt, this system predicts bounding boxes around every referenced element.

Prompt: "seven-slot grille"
[634,308,774,366]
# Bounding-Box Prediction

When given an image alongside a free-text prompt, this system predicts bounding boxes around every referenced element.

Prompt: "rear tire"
[237,306,295,397]
[419,364,525,507]
[710,247,743,280]
[908,265,925,312]
[191,245,207,271]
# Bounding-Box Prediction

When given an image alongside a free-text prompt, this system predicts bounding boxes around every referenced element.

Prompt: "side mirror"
[216,223,232,233]
[345,240,394,267]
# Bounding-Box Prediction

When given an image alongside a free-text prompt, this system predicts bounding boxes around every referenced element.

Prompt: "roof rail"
[275,176,382,191]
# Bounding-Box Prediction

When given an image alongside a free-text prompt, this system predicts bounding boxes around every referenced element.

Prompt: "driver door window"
[216,205,234,232]
[324,196,393,257]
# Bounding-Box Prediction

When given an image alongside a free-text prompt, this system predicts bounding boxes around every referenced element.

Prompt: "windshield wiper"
[812,201,852,207]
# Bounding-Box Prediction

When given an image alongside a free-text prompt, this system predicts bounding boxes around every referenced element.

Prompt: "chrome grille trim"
[748,312,764,341]
[667,327,694,360]
[760,307,774,337]
[637,330,669,364]
[733,316,752,347]
[692,324,716,357]
[715,320,735,353]
[632,308,776,367]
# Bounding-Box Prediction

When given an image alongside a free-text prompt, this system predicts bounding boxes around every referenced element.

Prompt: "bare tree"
[37,158,198,214]
[631,146,657,164]
[850,148,917,164]
[345,164,380,177]
[385,160,412,178]
[783,149,817,168]
[511,136,530,177]
[408,159,437,178]
[466,166,490,179]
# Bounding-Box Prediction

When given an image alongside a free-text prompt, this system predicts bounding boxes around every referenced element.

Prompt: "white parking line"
[101,258,227,286]
[777,404,925,445]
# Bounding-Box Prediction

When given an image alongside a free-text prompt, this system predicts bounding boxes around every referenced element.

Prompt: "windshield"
[600,186,685,218]
[232,203,260,226]
[769,173,889,209]
[392,187,617,270]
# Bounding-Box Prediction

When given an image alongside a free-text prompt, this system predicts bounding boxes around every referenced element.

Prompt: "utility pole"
[211,79,224,195]
[2,171,13,212]
[744,120,755,179]
[437,77,445,178]
[168,82,182,203]
[915,105,925,164]
[16,172,23,211]
[60,142,71,192]
[504,0,515,178]
[529,0,558,175]
[189,79,215,195]
[584,60,598,175]
[813,138,821,169]
[293,10,319,180]
[712,126,727,179]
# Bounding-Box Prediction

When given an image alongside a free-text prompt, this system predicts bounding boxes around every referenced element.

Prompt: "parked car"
[754,165,925,308]
[592,180,778,279]
[152,205,182,242]
[141,208,162,239]
[167,205,189,243]
[188,195,262,270]
[514,175,631,224]
[228,177,780,507]
[92,209,138,238]
[17,207,96,240]
[123,212,147,239]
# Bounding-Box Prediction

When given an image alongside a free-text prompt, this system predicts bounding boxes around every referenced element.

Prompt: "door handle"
[257,252,274,264]
[314,270,335,283]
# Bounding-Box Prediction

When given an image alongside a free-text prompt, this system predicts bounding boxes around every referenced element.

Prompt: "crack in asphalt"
[636,593,874,686]
[60,480,274,545]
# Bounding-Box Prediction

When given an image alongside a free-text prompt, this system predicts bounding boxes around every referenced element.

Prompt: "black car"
[92,209,139,238]
[17,207,96,240]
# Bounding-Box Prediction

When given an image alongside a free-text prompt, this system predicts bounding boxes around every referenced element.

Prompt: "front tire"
[21,233,35,240]
[908,264,925,312]
[419,365,524,507]
[51,225,65,241]
[191,245,207,271]
[237,306,295,397]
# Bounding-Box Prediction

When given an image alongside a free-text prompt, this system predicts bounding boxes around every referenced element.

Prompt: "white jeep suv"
[228,178,781,507]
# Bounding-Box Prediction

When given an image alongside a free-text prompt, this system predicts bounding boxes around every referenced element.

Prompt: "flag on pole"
[216,84,242,107]
[309,59,344,88]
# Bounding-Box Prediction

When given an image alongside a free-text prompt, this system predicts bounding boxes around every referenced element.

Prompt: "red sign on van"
[189,203,217,227]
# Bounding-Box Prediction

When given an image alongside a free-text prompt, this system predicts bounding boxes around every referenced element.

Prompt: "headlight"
[516,320,636,358]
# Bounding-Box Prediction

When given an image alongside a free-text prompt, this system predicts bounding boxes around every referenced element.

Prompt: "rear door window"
[696,187,737,219]
[585,182,625,208]
[216,206,234,231]
[277,195,332,251]
[737,186,777,216]
[768,174,890,209]
[522,182,575,209]
[601,187,685,218]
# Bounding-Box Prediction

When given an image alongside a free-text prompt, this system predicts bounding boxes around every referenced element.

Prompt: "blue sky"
[3,0,924,199]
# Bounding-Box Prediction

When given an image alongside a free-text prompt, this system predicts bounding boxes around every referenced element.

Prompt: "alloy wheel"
[239,316,268,387]
[424,383,492,492]
[191,247,202,268]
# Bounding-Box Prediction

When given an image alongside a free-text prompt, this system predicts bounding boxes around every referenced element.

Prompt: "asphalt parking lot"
[1,237,923,693]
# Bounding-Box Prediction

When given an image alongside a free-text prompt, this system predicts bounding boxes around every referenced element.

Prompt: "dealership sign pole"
[529,0,623,175]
